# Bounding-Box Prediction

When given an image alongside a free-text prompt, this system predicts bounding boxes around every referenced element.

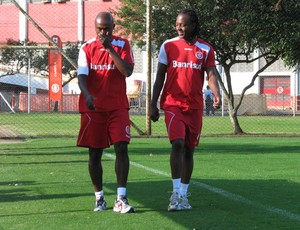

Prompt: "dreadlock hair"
[179,9,200,37]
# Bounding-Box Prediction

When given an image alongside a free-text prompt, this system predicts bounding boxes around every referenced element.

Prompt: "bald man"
[77,12,135,213]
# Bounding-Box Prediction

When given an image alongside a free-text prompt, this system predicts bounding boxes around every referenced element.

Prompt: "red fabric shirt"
[158,37,216,111]
[77,36,134,112]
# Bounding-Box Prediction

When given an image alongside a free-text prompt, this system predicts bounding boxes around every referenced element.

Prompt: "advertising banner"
[48,35,62,102]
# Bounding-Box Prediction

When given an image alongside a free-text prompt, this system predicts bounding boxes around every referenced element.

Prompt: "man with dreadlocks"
[151,9,220,211]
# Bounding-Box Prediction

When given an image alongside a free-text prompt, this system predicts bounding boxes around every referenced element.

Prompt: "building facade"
[0,0,299,113]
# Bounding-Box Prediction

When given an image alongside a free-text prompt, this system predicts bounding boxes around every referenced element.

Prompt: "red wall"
[18,92,79,112]
[0,1,120,44]
[0,5,19,43]
[260,76,291,107]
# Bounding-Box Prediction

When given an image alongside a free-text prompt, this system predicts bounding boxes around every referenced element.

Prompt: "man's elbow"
[125,67,134,77]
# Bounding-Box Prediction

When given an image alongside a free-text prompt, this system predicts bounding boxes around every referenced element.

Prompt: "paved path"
[0,126,23,144]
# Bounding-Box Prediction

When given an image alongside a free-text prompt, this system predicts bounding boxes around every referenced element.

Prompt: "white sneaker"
[168,192,181,211]
[179,193,192,210]
[113,196,135,214]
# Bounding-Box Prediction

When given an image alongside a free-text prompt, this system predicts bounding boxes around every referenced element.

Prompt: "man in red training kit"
[151,9,221,211]
[77,12,134,213]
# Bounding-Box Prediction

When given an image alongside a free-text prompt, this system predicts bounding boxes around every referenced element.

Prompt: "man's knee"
[171,139,184,153]
[183,147,194,159]
[114,141,128,155]
[89,148,103,160]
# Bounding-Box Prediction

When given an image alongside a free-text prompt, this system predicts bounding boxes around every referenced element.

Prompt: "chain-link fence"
[0,0,300,139]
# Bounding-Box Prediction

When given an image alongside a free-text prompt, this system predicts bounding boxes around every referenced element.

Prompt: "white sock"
[172,178,181,193]
[180,183,189,196]
[95,190,104,201]
[117,187,126,199]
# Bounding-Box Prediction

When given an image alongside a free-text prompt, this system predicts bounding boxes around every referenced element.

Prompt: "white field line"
[104,153,300,222]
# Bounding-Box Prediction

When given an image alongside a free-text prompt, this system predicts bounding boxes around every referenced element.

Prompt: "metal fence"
[0,0,300,139]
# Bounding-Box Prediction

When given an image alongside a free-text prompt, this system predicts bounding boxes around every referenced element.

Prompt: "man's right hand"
[85,94,96,110]
[150,106,160,122]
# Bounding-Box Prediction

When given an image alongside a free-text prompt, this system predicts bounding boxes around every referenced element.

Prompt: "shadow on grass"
[1,177,300,228]
[1,146,82,156]
[128,138,300,160]
[0,190,90,204]
[201,142,300,155]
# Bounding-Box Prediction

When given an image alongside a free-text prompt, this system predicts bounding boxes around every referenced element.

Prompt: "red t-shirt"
[158,37,216,111]
[77,36,134,112]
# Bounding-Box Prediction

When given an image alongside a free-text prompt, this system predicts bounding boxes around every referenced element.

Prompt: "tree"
[0,39,40,76]
[115,0,300,134]
[61,42,79,87]
[271,0,300,67]
[197,0,296,134]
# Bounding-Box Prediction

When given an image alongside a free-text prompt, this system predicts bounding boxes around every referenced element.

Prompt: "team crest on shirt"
[125,125,130,138]
[195,51,203,60]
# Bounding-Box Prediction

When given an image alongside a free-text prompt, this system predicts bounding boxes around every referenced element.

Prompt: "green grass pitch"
[1,136,300,230]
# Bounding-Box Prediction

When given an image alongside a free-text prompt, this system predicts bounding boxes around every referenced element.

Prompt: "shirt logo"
[90,63,115,70]
[195,51,203,60]
[172,60,202,70]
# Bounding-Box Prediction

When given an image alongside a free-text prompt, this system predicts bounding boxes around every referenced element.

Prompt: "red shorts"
[77,109,130,149]
[164,107,203,148]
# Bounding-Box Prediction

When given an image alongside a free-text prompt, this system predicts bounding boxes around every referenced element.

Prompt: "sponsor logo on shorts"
[125,125,130,138]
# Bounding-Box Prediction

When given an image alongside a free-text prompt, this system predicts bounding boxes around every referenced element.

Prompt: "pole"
[293,65,299,117]
[27,56,31,114]
[0,92,16,113]
[145,0,152,135]
[217,64,224,117]
[18,0,27,42]
[78,0,84,44]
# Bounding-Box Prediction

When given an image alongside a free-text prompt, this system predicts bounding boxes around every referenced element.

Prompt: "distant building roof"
[0,72,48,90]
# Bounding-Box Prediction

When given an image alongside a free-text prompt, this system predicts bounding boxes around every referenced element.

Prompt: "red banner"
[48,35,62,101]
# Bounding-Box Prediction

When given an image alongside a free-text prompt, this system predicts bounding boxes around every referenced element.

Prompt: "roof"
[0,72,48,90]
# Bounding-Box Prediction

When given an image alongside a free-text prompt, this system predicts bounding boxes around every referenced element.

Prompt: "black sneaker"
[93,196,107,211]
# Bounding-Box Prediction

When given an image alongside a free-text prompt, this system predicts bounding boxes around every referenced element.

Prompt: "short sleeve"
[77,46,89,76]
